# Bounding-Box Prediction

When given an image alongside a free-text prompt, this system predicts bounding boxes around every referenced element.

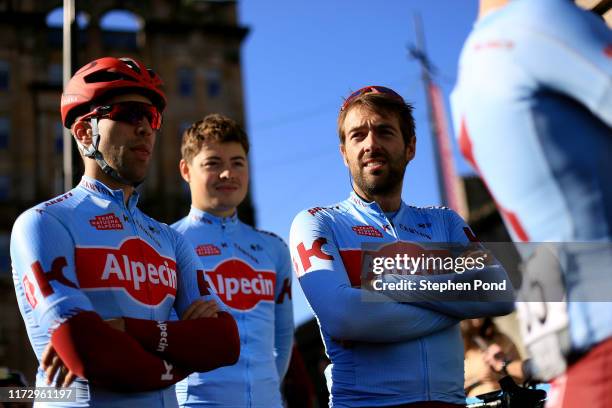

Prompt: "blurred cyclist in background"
[451,0,612,406]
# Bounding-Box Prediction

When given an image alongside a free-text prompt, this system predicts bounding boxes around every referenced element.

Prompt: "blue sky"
[238,1,479,324]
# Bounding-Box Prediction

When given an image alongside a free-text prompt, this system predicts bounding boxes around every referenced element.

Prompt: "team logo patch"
[196,244,221,257]
[23,275,37,308]
[89,213,124,230]
[352,225,383,238]
[205,259,275,311]
[75,238,177,306]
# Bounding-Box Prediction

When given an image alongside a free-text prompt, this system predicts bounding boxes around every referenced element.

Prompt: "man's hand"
[41,342,76,388]
[40,318,128,388]
[181,299,220,320]
[483,343,506,372]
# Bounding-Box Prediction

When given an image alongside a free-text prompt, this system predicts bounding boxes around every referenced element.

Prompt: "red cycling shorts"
[546,337,612,408]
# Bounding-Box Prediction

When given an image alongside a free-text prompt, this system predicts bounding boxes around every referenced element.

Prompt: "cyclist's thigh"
[546,338,612,408]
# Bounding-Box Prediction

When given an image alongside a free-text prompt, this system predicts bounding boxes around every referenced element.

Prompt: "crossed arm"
[290,211,460,343]
[289,209,515,344]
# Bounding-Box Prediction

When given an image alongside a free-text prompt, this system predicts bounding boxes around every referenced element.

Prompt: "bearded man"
[290,86,513,408]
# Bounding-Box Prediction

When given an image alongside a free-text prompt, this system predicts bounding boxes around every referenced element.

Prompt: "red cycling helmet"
[60,56,166,129]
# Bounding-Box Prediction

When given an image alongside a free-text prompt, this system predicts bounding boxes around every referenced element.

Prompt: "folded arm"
[123,311,239,372]
[299,269,459,342]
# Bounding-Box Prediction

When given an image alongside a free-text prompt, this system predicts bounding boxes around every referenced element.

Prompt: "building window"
[178,68,194,97]
[46,7,90,28]
[0,176,9,201]
[179,121,192,139]
[179,121,194,198]
[0,233,9,274]
[54,167,63,195]
[100,10,142,50]
[206,69,221,98]
[55,121,64,154]
[0,60,8,91]
[48,63,62,85]
[0,117,10,150]
[46,8,90,47]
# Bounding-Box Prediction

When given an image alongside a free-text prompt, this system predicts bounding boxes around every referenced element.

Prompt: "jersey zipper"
[379,211,399,240]
[420,338,430,400]
[387,208,431,399]
[385,208,433,399]
[122,196,154,319]
[222,220,251,407]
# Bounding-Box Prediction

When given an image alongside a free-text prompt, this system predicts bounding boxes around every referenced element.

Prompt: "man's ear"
[72,120,93,147]
[179,159,191,183]
[340,144,349,167]
[405,136,417,163]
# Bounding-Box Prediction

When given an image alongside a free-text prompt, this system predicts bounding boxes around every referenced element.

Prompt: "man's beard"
[351,151,407,197]
[107,148,148,185]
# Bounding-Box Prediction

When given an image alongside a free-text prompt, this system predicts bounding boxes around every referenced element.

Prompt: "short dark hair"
[337,91,416,146]
[181,113,249,163]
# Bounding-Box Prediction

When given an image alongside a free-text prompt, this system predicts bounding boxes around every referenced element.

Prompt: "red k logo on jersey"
[296,238,334,273]
[23,256,78,308]
[31,257,76,297]
[205,259,276,311]
[75,238,177,306]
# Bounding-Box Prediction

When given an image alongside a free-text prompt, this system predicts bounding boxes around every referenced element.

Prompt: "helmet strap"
[78,117,142,187]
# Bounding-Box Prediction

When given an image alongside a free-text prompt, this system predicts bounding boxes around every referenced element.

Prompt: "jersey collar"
[348,191,407,222]
[188,206,239,230]
[78,175,140,210]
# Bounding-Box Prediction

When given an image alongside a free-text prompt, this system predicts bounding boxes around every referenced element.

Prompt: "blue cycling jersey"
[451,0,612,353]
[172,208,294,408]
[10,176,218,407]
[290,192,512,407]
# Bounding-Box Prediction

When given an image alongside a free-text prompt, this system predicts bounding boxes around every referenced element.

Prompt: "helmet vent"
[119,57,141,74]
[83,71,138,84]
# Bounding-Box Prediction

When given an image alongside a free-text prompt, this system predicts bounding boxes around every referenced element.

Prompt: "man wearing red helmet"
[9,57,240,407]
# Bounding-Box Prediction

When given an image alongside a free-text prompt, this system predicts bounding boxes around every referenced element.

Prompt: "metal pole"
[409,13,468,218]
[62,0,75,191]
[410,13,448,205]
